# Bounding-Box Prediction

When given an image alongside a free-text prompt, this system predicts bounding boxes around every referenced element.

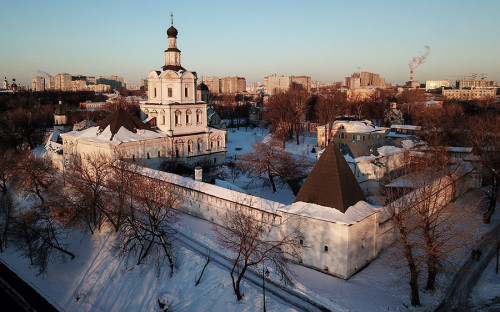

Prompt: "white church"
[61,19,226,167]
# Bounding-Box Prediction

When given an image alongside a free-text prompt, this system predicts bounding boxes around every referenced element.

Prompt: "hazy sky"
[1,0,499,87]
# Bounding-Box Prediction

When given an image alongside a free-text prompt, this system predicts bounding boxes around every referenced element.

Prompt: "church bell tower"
[164,13,183,70]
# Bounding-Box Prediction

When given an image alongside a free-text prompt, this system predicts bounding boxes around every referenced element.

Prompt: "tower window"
[324,245,328,252]
[154,88,157,97]
[168,88,172,97]
[185,87,188,97]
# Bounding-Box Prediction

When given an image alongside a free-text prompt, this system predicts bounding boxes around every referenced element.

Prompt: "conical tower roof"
[98,108,153,140]
[294,143,365,213]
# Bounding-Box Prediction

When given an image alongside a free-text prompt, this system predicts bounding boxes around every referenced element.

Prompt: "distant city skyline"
[1,0,499,87]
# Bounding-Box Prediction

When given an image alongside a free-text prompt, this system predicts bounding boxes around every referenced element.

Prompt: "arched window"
[175,139,183,157]
[185,109,192,125]
[196,109,202,124]
[217,136,221,148]
[187,140,193,154]
[197,138,203,152]
[175,110,181,126]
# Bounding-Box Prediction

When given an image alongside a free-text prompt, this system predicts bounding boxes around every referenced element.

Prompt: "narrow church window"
[186,109,192,125]
[196,109,202,124]
[158,151,161,157]
[175,110,181,126]
[324,245,328,252]
[299,239,303,245]
[147,152,150,159]
[132,155,135,162]
[168,88,172,97]
[154,87,157,97]
[185,87,188,97]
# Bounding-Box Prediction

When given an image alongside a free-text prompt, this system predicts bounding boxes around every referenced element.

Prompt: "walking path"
[173,212,339,312]
[435,223,500,312]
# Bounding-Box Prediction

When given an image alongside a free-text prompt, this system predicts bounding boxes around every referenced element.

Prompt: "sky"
[1,0,499,87]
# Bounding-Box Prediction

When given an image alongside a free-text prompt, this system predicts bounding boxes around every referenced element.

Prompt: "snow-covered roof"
[343,138,417,163]
[45,130,63,154]
[317,120,387,133]
[390,124,421,131]
[136,166,283,214]
[61,125,166,145]
[280,200,380,225]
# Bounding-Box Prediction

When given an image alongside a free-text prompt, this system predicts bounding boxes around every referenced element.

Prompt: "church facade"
[139,19,226,166]
[61,20,226,167]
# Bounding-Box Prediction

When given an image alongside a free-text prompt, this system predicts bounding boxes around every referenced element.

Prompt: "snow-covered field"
[1,129,498,311]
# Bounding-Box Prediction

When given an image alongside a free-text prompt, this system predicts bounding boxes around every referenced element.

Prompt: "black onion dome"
[167,25,178,37]
[197,83,209,91]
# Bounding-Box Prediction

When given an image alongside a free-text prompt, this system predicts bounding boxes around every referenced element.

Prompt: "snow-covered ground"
[1,129,498,311]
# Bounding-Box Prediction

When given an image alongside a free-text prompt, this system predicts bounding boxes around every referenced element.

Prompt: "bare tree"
[0,193,14,253]
[315,91,347,147]
[409,149,479,290]
[238,140,311,193]
[65,153,112,233]
[288,86,310,145]
[105,157,140,232]
[383,148,480,304]
[13,207,75,274]
[17,152,57,204]
[0,149,19,195]
[467,114,500,223]
[213,205,303,301]
[116,176,178,276]
[264,91,294,147]
[383,152,422,306]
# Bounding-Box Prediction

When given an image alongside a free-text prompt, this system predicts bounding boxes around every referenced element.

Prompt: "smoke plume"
[36,69,52,78]
[408,45,430,70]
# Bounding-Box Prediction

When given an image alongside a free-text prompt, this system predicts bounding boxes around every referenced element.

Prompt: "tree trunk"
[268,173,277,193]
[484,175,498,224]
[425,256,437,291]
[234,265,248,301]
[409,262,420,306]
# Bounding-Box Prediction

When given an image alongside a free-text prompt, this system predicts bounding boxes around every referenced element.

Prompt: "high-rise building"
[32,76,45,91]
[264,74,311,94]
[221,76,245,94]
[199,77,221,94]
[345,72,387,89]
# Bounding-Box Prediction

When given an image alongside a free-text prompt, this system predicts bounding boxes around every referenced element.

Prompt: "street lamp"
[263,264,270,312]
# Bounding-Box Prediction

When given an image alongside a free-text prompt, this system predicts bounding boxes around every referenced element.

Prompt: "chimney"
[410,70,414,82]
[194,166,202,181]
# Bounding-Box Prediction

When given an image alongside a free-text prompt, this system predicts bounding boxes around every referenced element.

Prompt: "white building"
[61,20,226,167]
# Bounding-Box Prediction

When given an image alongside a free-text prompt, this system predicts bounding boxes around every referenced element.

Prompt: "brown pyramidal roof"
[294,143,365,213]
[98,108,154,140]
